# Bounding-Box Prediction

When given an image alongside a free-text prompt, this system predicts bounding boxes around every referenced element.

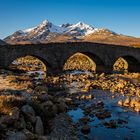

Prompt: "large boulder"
[57,102,67,113]
[35,116,44,135]
[34,86,48,95]
[7,132,27,140]
[41,101,56,118]
[123,97,131,107]
[81,125,90,134]
[21,105,36,123]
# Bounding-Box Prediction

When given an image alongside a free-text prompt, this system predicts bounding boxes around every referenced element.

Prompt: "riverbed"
[0,69,140,140]
[68,90,140,140]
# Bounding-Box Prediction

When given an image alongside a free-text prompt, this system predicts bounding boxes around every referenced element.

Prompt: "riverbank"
[0,69,140,139]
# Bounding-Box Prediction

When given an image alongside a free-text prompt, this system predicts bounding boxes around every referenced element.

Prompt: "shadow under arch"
[63,52,105,73]
[113,55,140,73]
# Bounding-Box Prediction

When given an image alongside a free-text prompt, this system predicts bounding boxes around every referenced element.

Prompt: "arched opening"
[63,52,105,73]
[113,56,140,73]
[10,55,49,79]
[113,57,128,73]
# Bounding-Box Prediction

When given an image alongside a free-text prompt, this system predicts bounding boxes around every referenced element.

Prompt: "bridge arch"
[113,55,140,73]
[8,54,53,75]
[63,52,105,73]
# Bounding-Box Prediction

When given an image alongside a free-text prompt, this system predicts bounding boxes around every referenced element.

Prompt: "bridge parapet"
[0,42,140,75]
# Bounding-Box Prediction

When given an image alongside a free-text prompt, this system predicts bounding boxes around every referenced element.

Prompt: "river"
[0,69,140,140]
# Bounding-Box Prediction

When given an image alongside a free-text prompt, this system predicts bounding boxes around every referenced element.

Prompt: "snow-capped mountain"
[24,20,99,36]
[4,20,113,44]
[3,20,140,47]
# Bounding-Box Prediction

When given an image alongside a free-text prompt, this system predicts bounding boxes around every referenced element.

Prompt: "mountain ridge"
[3,20,140,47]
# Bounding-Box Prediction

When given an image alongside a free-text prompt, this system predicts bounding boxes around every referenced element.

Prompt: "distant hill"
[0,39,7,45]
[4,20,140,48]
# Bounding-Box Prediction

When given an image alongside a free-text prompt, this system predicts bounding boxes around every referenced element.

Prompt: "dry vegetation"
[64,53,96,71]
[0,74,33,91]
[113,57,128,72]
[82,31,140,48]
[0,95,25,115]
[10,56,46,71]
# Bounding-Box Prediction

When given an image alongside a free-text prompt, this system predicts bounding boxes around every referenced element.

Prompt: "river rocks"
[103,120,117,129]
[34,86,48,95]
[21,129,48,140]
[0,74,77,139]
[58,73,140,98]
[79,94,94,100]
[1,92,68,139]
[38,94,52,102]
[22,129,37,140]
[15,116,26,130]
[118,97,140,112]
[0,107,21,129]
[64,97,73,105]
[55,97,65,103]
[57,102,67,113]
[103,119,128,129]
[134,107,140,112]
[130,97,136,108]
[86,94,94,100]
[81,100,112,121]
[81,125,90,134]
[0,107,20,127]
[118,99,123,106]
[79,117,90,124]
[96,101,104,108]
[133,98,140,112]
[0,69,140,140]
[7,132,27,140]
[40,101,56,118]
[40,98,67,119]
[10,107,20,120]
[21,105,36,123]
[49,113,78,140]
[0,115,15,127]
[123,97,131,107]
[26,122,34,132]
[95,109,111,120]
[41,101,53,108]
[35,116,44,135]
[0,94,25,115]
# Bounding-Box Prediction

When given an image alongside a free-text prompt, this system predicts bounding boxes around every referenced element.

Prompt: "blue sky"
[0,0,140,39]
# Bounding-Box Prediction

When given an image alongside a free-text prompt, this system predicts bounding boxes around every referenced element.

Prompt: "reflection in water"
[68,90,140,140]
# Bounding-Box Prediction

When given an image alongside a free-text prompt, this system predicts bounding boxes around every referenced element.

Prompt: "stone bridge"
[0,42,140,75]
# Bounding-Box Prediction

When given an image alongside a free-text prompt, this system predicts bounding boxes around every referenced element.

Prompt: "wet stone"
[118,99,123,106]
[95,110,111,120]
[81,125,91,134]
[103,120,117,129]
[7,132,27,140]
[21,105,36,123]
[79,117,90,124]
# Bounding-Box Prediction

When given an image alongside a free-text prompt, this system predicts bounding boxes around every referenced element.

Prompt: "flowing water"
[68,90,140,140]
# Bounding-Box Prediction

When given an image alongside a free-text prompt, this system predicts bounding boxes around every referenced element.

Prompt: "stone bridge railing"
[0,42,140,75]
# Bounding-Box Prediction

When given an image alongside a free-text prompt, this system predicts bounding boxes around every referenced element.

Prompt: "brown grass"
[0,95,25,115]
